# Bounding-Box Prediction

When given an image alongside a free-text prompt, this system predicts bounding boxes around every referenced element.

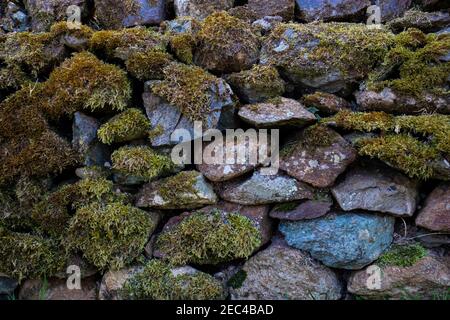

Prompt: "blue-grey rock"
[0,274,18,296]
[279,212,395,270]
[295,0,370,22]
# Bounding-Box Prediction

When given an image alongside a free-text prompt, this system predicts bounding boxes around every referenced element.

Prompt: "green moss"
[155,211,261,265]
[227,270,247,289]
[123,260,225,300]
[157,170,200,205]
[0,65,30,90]
[273,202,300,212]
[98,108,150,145]
[111,146,177,181]
[169,33,195,64]
[49,21,94,43]
[377,243,427,268]
[151,63,225,122]
[65,201,156,270]
[0,227,65,281]
[324,110,395,132]
[125,50,174,80]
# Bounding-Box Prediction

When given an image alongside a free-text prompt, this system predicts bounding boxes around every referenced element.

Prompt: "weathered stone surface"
[99,266,142,300]
[416,183,450,232]
[238,98,316,128]
[270,199,332,221]
[230,241,342,300]
[420,0,450,10]
[252,16,283,35]
[0,1,29,32]
[302,91,351,115]
[280,126,357,188]
[136,171,218,209]
[174,0,234,20]
[0,273,18,295]
[54,255,98,280]
[295,0,370,22]
[95,0,166,29]
[348,252,450,299]
[19,277,98,300]
[219,169,314,205]
[279,212,395,269]
[379,0,412,23]
[388,9,450,33]
[247,0,295,22]
[332,165,418,217]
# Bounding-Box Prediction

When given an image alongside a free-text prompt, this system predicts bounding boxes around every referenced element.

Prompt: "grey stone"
[99,266,142,300]
[388,9,450,33]
[0,274,18,296]
[295,0,370,22]
[174,0,234,20]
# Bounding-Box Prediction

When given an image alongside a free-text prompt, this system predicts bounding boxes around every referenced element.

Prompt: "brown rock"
[416,183,450,232]
[19,277,98,300]
[99,267,142,300]
[302,91,351,115]
[247,0,295,21]
[295,0,370,22]
[270,200,332,221]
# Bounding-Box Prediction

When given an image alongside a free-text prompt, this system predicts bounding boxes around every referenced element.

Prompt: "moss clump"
[169,33,195,64]
[151,63,226,122]
[155,211,261,265]
[157,171,200,205]
[111,146,177,181]
[65,202,156,270]
[377,243,427,268]
[123,260,225,300]
[97,108,150,145]
[0,227,65,281]
[324,110,395,132]
[0,65,30,90]
[273,201,300,212]
[125,50,174,80]
[227,270,247,289]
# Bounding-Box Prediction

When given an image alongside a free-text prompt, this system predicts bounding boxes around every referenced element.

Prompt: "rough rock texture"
[269,199,332,221]
[379,0,412,23]
[302,91,351,115]
[174,0,234,20]
[230,241,342,300]
[332,165,419,217]
[295,0,370,22]
[238,98,317,128]
[279,212,395,269]
[280,126,357,188]
[99,266,142,300]
[388,9,450,33]
[416,183,450,232]
[0,274,18,296]
[18,277,98,300]
[348,252,450,299]
[219,169,314,205]
[247,0,295,22]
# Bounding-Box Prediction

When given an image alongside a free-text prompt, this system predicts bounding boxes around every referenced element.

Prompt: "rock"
[252,16,283,35]
[247,0,295,22]
[174,0,234,20]
[72,112,109,166]
[136,171,218,209]
[230,241,342,300]
[379,0,412,22]
[280,125,357,188]
[332,165,418,217]
[225,65,285,104]
[270,199,332,221]
[279,212,395,269]
[260,22,393,93]
[19,277,98,300]
[355,87,450,115]
[219,169,314,205]
[95,0,166,29]
[0,274,18,296]
[416,183,450,232]
[238,98,317,128]
[420,0,450,10]
[430,156,450,180]
[348,251,450,299]
[198,201,274,246]
[0,2,29,32]
[295,0,370,22]
[388,9,450,33]
[99,266,142,300]
[194,12,260,73]
[302,91,351,115]
[54,255,98,280]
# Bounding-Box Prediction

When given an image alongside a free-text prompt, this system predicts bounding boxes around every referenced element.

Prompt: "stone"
[174,0,234,20]
[0,2,29,32]
[388,9,450,33]
[252,16,283,35]
[0,274,18,296]
[19,277,98,300]
[230,241,342,300]
[270,199,332,221]
[136,171,218,209]
[302,91,351,115]
[280,126,357,188]
[416,183,450,232]
[247,0,295,22]
[95,0,166,29]
[332,165,418,217]
[420,0,450,10]
[279,212,395,269]
[219,169,314,205]
[348,252,450,299]
[295,0,370,22]
[99,266,142,300]
[379,0,412,23]
[238,98,317,128]
[54,254,98,280]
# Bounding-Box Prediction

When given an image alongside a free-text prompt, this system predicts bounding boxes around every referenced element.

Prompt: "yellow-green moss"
[155,211,261,265]
[125,50,174,80]
[377,243,427,268]
[0,65,30,90]
[324,110,395,132]
[111,146,177,181]
[169,33,195,64]
[65,201,156,270]
[123,260,225,300]
[49,21,94,42]
[98,108,150,145]
[157,170,200,205]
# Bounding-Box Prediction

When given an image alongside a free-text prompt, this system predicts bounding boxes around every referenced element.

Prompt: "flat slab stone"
[416,183,450,232]
[270,199,332,221]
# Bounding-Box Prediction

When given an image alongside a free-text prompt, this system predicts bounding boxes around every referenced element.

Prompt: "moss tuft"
[98,108,150,145]
[155,211,261,265]
[169,33,195,64]
[125,50,174,80]
[0,65,30,90]
[377,243,427,268]
[227,270,247,289]
[123,260,225,300]
[157,171,200,205]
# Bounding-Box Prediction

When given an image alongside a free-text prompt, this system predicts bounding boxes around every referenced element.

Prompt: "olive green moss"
[0,65,30,90]
[0,188,34,231]
[111,146,177,181]
[0,227,65,281]
[49,21,94,41]
[123,260,225,300]
[151,63,224,122]
[377,243,427,268]
[155,211,261,265]
[95,0,142,29]
[273,201,300,212]
[156,170,200,206]
[65,202,156,270]
[125,50,174,80]
[98,108,150,145]
[324,110,395,132]
[169,33,195,64]
[227,270,247,289]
